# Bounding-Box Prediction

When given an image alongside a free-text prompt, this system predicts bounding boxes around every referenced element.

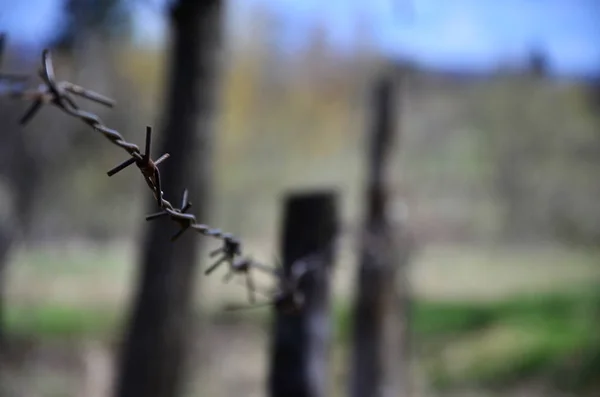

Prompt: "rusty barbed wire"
[222,252,327,313]
[0,34,303,308]
[0,35,413,316]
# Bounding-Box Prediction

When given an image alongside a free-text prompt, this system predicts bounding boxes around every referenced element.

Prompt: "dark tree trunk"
[350,72,409,397]
[112,2,222,397]
[0,88,43,351]
[0,228,12,352]
[269,191,339,397]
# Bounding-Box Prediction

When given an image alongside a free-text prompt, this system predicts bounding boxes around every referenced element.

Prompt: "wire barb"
[222,257,257,303]
[107,126,169,207]
[146,188,195,241]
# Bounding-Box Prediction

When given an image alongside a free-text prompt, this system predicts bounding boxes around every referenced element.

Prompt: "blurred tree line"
[1,2,599,249]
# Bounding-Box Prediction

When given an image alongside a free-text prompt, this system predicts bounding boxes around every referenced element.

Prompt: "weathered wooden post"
[268,190,339,397]
[349,69,411,397]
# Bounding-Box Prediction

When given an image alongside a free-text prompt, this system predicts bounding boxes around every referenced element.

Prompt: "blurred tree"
[587,75,600,110]
[0,115,50,350]
[51,0,131,53]
[526,48,549,77]
[112,1,223,397]
[0,35,45,352]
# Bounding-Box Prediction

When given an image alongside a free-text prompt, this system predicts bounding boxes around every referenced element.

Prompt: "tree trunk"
[112,2,222,397]
[0,227,12,352]
[0,96,43,351]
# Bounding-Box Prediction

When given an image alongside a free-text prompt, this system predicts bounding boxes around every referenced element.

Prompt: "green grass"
[417,286,600,392]
[5,303,123,340]
[334,288,600,343]
[332,300,495,343]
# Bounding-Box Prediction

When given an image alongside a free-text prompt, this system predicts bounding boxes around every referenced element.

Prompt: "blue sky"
[1,0,599,76]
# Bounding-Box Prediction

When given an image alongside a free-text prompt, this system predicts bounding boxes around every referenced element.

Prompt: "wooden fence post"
[268,190,339,397]
[349,70,411,397]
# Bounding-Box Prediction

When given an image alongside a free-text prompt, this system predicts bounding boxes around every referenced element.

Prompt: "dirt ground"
[1,321,270,397]
[1,321,580,397]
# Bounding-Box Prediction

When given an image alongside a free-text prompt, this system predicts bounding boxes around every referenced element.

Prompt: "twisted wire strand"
[0,39,295,306]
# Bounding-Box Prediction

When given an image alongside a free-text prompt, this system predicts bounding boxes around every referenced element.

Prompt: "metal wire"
[0,35,297,307]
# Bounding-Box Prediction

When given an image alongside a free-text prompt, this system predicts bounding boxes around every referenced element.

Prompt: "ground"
[2,240,600,397]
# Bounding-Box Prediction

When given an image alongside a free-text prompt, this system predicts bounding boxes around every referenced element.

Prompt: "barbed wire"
[0,33,305,309]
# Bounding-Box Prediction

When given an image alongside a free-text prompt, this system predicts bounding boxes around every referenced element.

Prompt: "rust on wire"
[107,125,169,208]
[0,34,311,309]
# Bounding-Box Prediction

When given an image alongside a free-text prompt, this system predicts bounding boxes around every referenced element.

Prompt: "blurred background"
[0,0,599,396]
